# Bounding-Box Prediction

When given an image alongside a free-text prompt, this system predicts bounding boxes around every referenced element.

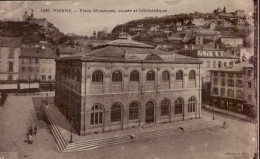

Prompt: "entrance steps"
[42,104,222,153]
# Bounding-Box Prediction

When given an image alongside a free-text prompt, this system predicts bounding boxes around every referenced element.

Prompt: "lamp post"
[70,118,73,143]
[213,92,216,120]
[46,93,48,105]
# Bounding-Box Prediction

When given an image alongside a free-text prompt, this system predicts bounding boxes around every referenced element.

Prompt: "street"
[0,95,257,159]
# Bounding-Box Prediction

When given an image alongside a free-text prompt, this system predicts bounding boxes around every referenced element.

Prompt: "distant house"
[240,47,253,62]
[234,10,245,17]
[220,37,243,47]
[192,17,205,26]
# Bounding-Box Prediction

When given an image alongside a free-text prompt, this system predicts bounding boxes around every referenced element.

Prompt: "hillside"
[0,20,64,44]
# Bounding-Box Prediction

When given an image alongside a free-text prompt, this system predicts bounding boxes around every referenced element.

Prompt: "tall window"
[189,70,196,80]
[206,61,210,68]
[221,78,225,86]
[8,52,14,59]
[228,79,234,87]
[111,103,122,122]
[221,72,225,77]
[90,104,104,125]
[228,73,234,78]
[248,82,252,89]
[227,89,234,97]
[112,70,122,82]
[213,87,218,95]
[175,98,183,114]
[176,70,183,80]
[213,61,216,68]
[8,75,13,81]
[161,99,170,116]
[236,80,243,87]
[129,102,139,120]
[8,62,13,72]
[221,88,225,96]
[130,71,139,81]
[213,78,218,85]
[147,71,155,81]
[162,71,170,81]
[188,97,196,113]
[248,70,252,77]
[92,70,103,82]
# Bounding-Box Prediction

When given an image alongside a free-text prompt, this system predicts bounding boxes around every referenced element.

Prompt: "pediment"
[144,54,163,61]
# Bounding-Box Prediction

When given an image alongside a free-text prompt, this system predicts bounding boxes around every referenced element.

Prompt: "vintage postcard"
[0,0,258,159]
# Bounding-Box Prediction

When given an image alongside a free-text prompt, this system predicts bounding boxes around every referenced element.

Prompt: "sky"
[0,0,254,36]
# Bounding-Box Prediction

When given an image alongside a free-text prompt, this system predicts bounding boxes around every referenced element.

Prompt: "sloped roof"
[95,38,154,49]
[58,46,202,64]
[21,47,57,59]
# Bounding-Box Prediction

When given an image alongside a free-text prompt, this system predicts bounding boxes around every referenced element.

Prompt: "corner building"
[55,38,203,135]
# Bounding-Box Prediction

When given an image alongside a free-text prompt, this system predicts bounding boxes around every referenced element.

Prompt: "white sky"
[0,0,254,36]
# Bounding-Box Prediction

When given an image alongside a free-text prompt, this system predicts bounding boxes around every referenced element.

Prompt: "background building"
[209,61,255,115]
[55,37,203,135]
[0,37,21,93]
[19,47,57,91]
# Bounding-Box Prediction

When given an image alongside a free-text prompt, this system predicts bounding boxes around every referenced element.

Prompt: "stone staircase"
[42,105,222,153]
[41,105,68,152]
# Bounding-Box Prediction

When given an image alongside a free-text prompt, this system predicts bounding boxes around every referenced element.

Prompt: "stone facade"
[55,39,203,135]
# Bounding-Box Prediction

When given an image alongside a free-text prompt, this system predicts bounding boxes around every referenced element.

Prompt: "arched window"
[90,104,104,125]
[161,99,170,116]
[176,70,183,80]
[189,70,196,80]
[92,70,103,82]
[129,102,139,120]
[76,69,81,81]
[175,98,183,114]
[130,71,139,81]
[112,70,122,82]
[111,103,122,122]
[147,71,155,81]
[162,71,170,81]
[188,97,196,113]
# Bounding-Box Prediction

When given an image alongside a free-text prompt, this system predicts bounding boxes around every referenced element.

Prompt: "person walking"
[34,125,37,135]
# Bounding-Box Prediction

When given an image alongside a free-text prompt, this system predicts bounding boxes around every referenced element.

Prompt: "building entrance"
[145,101,155,123]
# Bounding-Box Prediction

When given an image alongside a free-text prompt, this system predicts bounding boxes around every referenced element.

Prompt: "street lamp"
[70,118,73,143]
[212,92,216,120]
[46,93,48,105]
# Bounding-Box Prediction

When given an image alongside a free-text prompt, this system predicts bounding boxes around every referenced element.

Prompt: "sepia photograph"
[0,0,258,158]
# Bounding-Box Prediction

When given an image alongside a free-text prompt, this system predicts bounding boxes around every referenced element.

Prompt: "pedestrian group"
[27,124,37,144]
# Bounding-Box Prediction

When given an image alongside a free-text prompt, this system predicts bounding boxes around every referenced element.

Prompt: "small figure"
[223,121,227,129]
[179,127,184,132]
[29,127,33,135]
[28,134,33,144]
[34,125,37,135]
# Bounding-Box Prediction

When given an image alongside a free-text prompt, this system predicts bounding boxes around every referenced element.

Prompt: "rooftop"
[210,62,253,72]
[0,36,21,47]
[21,47,58,59]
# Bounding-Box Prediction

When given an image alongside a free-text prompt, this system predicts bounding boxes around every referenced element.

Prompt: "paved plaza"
[0,95,257,159]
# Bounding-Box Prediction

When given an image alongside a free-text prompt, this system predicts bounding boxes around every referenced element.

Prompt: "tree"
[223,7,226,13]
[93,31,96,36]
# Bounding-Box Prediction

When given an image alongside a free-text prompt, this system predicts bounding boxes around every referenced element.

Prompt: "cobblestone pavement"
[0,95,257,159]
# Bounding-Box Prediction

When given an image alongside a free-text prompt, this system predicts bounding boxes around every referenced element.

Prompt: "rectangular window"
[227,89,234,97]
[41,75,46,80]
[221,88,225,96]
[224,62,227,67]
[213,87,218,95]
[248,82,252,89]
[29,59,33,64]
[206,61,210,68]
[236,73,242,78]
[214,72,218,76]
[248,70,252,77]
[8,62,14,72]
[229,61,233,66]
[221,78,225,86]
[248,95,252,101]
[221,72,225,77]
[212,52,216,56]
[213,61,216,68]
[236,90,243,99]
[48,76,52,80]
[35,59,38,64]
[8,52,14,59]
[213,78,218,85]
[236,80,243,87]
[8,75,13,81]
[228,79,234,87]
[228,73,234,78]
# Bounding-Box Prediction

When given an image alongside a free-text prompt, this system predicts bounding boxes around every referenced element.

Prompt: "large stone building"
[55,37,203,135]
[0,37,21,93]
[19,47,57,91]
[209,62,256,114]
